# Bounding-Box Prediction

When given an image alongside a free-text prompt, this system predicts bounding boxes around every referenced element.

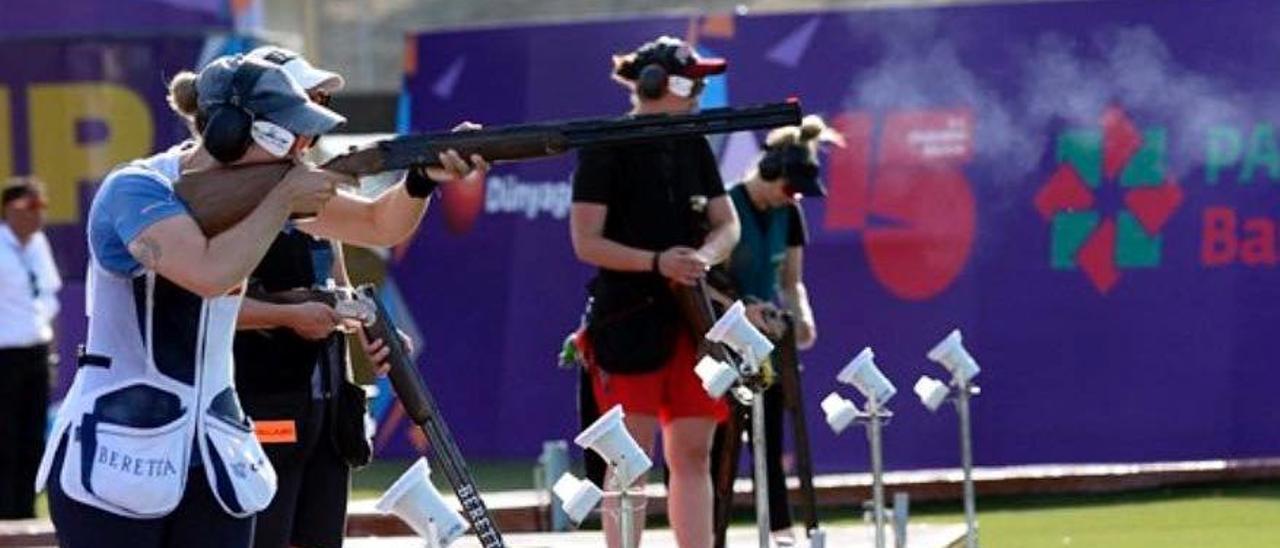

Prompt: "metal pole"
[620,486,635,548]
[609,470,640,548]
[539,441,571,532]
[752,390,771,548]
[867,401,886,548]
[956,384,978,548]
[892,492,909,548]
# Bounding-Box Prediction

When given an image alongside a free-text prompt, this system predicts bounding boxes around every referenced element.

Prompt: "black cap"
[616,36,727,81]
[763,145,826,198]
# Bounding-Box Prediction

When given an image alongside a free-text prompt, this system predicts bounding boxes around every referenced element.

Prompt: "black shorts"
[244,393,351,548]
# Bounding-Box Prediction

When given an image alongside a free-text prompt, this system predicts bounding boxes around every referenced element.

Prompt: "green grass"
[352,458,543,500]
[830,482,1280,547]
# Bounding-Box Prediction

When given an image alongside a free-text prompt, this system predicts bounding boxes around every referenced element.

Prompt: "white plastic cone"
[914,375,950,412]
[375,458,468,547]
[695,355,739,398]
[574,405,653,486]
[837,347,897,404]
[552,472,604,525]
[821,392,859,435]
[706,301,775,368]
[927,329,981,383]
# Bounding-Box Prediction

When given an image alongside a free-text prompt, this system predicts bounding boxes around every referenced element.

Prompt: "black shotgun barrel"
[322,101,802,176]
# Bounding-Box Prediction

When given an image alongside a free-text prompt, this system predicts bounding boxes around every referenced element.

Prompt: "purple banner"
[0,0,230,38]
[0,37,210,394]
[397,0,1280,472]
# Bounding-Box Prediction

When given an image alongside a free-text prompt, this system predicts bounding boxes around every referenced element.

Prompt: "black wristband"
[651,250,662,273]
[404,167,439,199]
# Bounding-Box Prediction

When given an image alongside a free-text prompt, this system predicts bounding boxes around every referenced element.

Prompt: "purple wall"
[0,34,269,396]
[0,0,230,38]
[0,37,207,395]
[395,0,1280,472]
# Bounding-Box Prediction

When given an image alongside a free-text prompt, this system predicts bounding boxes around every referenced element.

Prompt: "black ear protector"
[201,59,270,164]
[636,63,669,100]
[759,144,819,183]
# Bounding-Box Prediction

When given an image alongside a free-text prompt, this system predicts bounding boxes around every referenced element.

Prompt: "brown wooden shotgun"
[175,101,801,236]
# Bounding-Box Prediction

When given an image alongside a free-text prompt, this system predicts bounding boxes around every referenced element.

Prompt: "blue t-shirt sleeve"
[89,172,188,274]
[106,174,187,244]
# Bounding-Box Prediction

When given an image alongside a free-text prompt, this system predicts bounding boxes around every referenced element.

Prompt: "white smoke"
[844,14,1251,187]
[844,11,1036,193]
[1019,27,1247,175]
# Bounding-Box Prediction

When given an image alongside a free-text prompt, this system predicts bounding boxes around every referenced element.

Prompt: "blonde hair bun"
[166,71,199,118]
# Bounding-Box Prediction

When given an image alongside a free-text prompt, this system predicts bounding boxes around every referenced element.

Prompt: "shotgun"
[353,285,507,547]
[176,101,802,236]
[252,284,505,546]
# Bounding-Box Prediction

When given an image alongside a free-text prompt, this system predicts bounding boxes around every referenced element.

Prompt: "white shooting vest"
[35,148,276,519]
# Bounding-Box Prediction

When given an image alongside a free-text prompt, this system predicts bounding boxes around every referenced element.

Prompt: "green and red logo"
[1034,107,1183,293]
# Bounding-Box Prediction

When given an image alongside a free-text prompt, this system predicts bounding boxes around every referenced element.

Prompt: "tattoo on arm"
[129,236,163,269]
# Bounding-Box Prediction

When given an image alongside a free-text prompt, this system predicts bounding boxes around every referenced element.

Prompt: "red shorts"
[580,329,729,425]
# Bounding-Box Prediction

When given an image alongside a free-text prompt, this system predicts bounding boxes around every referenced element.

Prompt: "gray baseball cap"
[247,46,345,93]
[196,55,346,136]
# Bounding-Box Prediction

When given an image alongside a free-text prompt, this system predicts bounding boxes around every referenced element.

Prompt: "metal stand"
[537,441,571,531]
[750,389,771,548]
[732,348,772,548]
[620,487,636,548]
[857,401,892,548]
[892,492,909,548]
[954,381,980,548]
[606,474,643,548]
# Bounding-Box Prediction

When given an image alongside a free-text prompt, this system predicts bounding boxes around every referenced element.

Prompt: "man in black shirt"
[570,36,740,548]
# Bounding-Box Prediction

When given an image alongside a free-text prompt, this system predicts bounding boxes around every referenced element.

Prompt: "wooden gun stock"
[174,161,300,237]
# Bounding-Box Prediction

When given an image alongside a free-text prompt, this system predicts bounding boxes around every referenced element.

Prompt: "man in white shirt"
[0,178,61,519]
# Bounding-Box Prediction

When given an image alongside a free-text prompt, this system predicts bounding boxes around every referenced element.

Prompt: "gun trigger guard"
[335,299,376,326]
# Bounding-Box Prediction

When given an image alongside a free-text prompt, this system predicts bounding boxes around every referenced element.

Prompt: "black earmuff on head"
[636,63,669,100]
[760,144,818,182]
[758,147,785,180]
[201,60,270,164]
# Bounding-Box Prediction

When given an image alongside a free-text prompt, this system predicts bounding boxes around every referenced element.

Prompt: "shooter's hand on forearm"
[357,327,413,377]
[420,122,490,183]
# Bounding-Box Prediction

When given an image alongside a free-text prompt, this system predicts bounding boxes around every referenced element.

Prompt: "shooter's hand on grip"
[658,246,709,286]
[285,301,342,341]
[279,163,347,215]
